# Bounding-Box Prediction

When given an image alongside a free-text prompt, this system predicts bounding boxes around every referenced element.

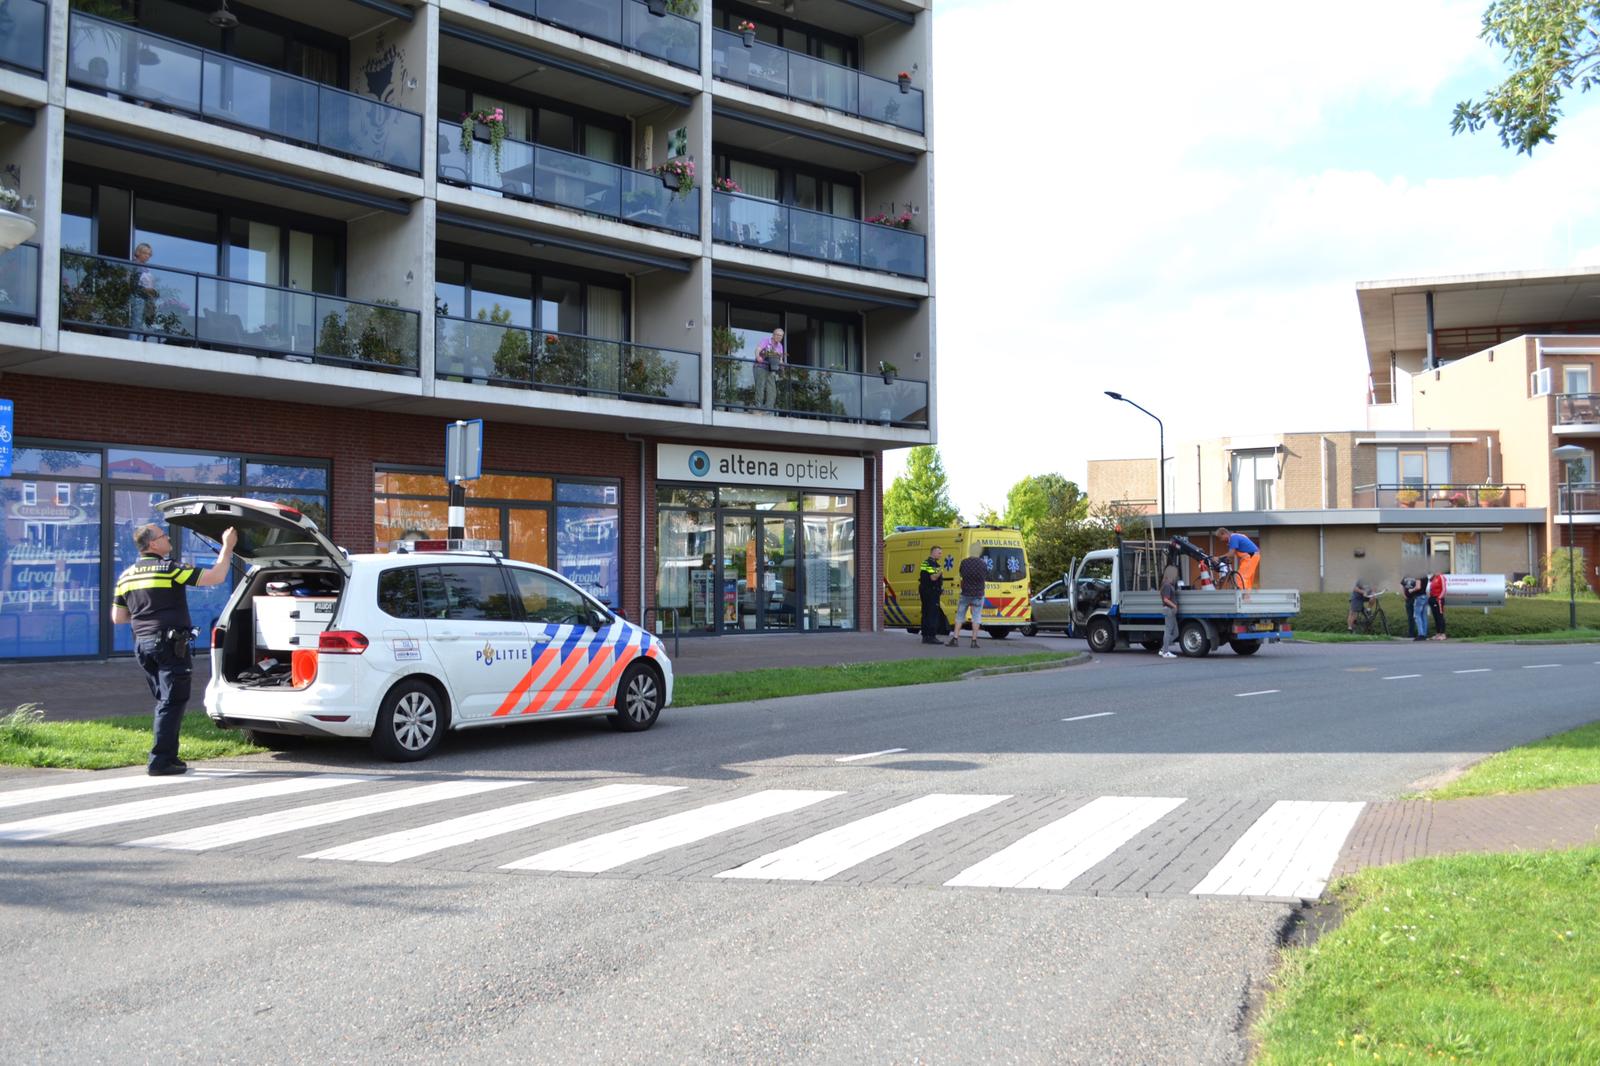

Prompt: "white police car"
[158,496,672,761]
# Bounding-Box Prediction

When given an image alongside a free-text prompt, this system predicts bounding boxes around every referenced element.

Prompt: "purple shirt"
[756,339,785,368]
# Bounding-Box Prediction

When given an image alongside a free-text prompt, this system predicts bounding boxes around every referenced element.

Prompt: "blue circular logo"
[688,450,711,477]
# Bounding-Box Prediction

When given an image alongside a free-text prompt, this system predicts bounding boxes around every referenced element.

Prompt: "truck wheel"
[981,626,1010,640]
[1229,639,1262,656]
[1179,621,1211,657]
[1021,624,1038,637]
[1086,617,1117,654]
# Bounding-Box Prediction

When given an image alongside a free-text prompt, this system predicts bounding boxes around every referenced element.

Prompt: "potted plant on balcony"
[737,19,757,47]
[1479,485,1505,506]
[878,360,898,384]
[713,175,742,193]
[1396,488,1420,507]
[656,157,695,196]
[459,106,507,173]
[897,71,912,93]
[865,210,914,230]
[0,165,36,252]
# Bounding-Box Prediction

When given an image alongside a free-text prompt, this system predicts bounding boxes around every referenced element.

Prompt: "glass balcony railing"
[60,250,420,374]
[713,356,928,428]
[1556,392,1600,424]
[485,0,699,70]
[0,0,46,75]
[713,191,926,279]
[1559,483,1600,514]
[712,29,925,133]
[1352,483,1527,508]
[0,244,40,323]
[436,316,699,406]
[438,121,698,236]
[67,14,423,173]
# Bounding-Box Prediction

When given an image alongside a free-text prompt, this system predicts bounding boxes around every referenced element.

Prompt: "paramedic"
[1214,527,1261,590]
[111,523,238,775]
[919,545,946,644]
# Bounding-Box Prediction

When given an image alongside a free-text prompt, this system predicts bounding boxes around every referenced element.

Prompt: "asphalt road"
[3,639,1597,1064]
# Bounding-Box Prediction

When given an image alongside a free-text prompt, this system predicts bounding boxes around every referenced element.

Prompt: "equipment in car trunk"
[253,595,336,652]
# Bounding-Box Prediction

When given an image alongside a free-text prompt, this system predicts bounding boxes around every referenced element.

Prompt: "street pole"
[1105,392,1166,545]
[1554,444,1585,631]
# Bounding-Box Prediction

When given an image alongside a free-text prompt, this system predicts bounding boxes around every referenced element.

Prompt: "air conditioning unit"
[1530,367,1552,396]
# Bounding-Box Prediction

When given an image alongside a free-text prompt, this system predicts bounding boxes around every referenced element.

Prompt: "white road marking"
[1382,674,1421,680]
[302,783,680,864]
[835,748,908,763]
[946,796,1186,890]
[717,793,1008,882]
[1061,712,1115,722]
[1453,668,1491,674]
[0,774,371,842]
[1235,690,1280,697]
[1190,800,1366,899]
[1523,664,1562,670]
[124,779,528,851]
[504,789,841,873]
[0,769,244,811]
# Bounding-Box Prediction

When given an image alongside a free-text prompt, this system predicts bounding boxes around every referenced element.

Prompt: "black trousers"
[1428,598,1447,636]
[136,637,192,766]
[1404,595,1421,637]
[921,596,943,642]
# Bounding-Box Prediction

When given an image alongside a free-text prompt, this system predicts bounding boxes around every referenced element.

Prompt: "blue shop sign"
[0,398,13,477]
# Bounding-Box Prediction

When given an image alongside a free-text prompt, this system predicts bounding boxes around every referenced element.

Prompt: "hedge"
[1293,592,1600,637]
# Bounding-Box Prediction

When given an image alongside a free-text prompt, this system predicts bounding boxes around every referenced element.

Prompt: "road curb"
[960,653,1091,680]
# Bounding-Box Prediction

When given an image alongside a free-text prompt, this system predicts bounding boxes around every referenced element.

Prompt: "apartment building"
[0,0,937,661]
[1088,428,1543,593]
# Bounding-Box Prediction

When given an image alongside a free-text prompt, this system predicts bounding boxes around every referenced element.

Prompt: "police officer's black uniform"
[114,553,203,773]
[918,554,945,644]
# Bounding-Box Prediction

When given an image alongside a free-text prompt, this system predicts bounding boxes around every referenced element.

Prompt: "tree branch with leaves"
[1452,0,1600,153]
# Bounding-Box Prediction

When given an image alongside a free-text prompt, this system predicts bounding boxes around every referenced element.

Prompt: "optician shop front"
[653,443,873,636]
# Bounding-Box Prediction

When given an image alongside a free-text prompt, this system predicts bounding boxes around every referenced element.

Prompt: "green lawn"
[1254,847,1600,1066]
[672,652,1072,707]
[1295,592,1600,639]
[1424,721,1600,800]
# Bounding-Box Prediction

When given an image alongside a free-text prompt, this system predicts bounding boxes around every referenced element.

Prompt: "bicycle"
[1352,589,1390,637]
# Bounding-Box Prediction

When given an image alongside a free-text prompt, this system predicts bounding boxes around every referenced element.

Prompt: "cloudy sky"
[891,0,1600,518]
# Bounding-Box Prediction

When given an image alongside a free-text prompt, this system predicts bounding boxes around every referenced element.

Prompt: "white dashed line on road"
[1523,664,1562,670]
[1382,674,1421,680]
[1453,668,1491,674]
[1235,690,1280,698]
[1061,712,1116,722]
[835,748,908,762]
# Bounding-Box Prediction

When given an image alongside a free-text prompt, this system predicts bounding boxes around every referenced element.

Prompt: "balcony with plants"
[711,327,926,428]
[480,0,701,71]
[0,0,47,78]
[712,190,925,279]
[711,27,924,134]
[1352,483,1527,509]
[436,315,699,407]
[59,250,420,374]
[66,11,423,173]
[438,116,699,238]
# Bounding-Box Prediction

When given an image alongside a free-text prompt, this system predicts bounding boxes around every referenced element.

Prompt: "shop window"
[660,486,716,508]
[557,506,620,606]
[719,486,799,510]
[559,482,619,505]
[375,497,447,550]
[8,448,101,478]
[0,478,101,659]
[246,463,328,491]
[109,448,241,484]
[472,474,553,501]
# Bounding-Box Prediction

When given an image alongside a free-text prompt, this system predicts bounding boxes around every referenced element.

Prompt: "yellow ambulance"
[882,525,1032,638]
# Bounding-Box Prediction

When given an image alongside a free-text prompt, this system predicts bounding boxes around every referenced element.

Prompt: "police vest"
[114,554,202,641]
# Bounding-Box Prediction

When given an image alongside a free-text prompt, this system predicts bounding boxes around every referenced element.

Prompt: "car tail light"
[318,630,369,654]
[212,626,224,649]
[291,649,318,687]
[279,505,303,519]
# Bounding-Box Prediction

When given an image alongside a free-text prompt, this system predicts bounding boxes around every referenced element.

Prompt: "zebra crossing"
[0,771,1365,902]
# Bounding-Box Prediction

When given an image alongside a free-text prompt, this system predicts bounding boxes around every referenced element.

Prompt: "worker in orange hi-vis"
[1214,527,1261,590]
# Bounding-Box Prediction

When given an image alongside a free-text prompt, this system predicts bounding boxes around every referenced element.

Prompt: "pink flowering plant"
[460,106,508,172]
[713,175,742,193]
[736,19,756,32]
[865,210,914,230]
[657,157,696,197]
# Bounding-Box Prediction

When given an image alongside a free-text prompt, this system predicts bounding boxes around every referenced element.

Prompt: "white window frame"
[22,482,37,506]
[1564,363,1593,395]
[1531,367,1553,396]
[55,483,71,506]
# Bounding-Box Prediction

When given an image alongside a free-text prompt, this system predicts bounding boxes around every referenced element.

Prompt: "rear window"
[377,568,422,619]
[419,565,517,621]
[981,547,1027,584]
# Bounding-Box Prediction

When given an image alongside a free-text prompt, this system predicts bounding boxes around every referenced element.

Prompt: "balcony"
[712,29,924,133]
[1558,483,1600,515]
[485,0,700,71]
[438,121,698,237]
[0,0,46,76]
[713,191,926,279]
[67,14,423,173]
[436,317,699,406]
[1353,483,1527,509]
[60,251,420,375]
[713,356,928,428]
[0,244,39,323]
[1555,392,1600,426]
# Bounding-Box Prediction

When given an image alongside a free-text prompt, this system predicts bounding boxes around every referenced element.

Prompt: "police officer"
[110,522,237,775]
[918,545,946,644]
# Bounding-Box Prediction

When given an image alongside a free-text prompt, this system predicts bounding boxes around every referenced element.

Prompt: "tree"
[1002,473,1088,540]
[1025,503,1148,593]
[883,446,961,530]
[1451,1,1600,153]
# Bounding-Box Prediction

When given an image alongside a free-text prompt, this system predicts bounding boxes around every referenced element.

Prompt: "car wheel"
[243,729,307,751]
[1086,617,1117,654]
[370,678,447,761]
[610,663,663,732]
[982,626,1010,640]
[1021,623,1038,637]
[1180,621,1212,658]
[1229,639,1262,656]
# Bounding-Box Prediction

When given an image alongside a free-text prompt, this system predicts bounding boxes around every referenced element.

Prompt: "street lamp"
[1554,444,1586,631]
[1105,391,1165,545]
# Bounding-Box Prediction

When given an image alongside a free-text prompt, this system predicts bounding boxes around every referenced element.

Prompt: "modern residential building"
[0,0,937,661]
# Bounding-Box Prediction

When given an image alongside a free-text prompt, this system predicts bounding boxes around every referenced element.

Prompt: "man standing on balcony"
[1214,527,1261,590]
[130,242,158,341]
[754,327,786,409]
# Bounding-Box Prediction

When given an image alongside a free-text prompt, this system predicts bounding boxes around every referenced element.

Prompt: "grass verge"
[1423,721,1600,800]
[669,652,1074,708]
[0,704,264,770]
[1295,592,1600,638]
[1454,628,1600,644]
[1291,632,1396,644]
[1254,847,1600,1065]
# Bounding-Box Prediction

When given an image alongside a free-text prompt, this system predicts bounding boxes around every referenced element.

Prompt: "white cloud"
[905,0,1600,518]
